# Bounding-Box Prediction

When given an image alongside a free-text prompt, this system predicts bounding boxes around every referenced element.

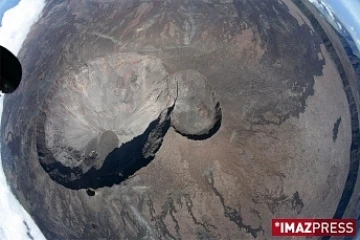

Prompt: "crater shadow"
[171,104,222,141]
[37,108,172,190]
[36,67,223,190]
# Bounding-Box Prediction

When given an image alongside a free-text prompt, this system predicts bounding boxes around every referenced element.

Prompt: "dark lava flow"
[293,2,360,239]
[333,117,342,142]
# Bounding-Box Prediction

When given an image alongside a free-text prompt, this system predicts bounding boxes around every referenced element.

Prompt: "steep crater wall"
[36,53,222,189]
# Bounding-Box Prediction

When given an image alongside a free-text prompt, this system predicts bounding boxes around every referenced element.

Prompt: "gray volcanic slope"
[1,0,358,239]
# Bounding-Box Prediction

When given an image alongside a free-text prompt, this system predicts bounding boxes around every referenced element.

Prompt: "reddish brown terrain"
[1,0,359,239]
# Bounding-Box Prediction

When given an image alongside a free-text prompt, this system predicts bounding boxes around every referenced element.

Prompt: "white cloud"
[0,0,46,240]
[341,0,360,57]
[0,0,45,54]
[308,0,360,58]
[307,0,341,32]
[308,0,335,21]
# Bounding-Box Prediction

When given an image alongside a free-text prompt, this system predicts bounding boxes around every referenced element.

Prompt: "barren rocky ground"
[1,0,358,239]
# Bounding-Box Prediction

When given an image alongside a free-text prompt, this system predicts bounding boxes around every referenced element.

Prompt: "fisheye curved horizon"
[1,0,360,240]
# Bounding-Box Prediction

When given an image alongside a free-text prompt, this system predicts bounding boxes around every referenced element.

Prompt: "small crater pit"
[86,189,96,197]
[170,69,222,139]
